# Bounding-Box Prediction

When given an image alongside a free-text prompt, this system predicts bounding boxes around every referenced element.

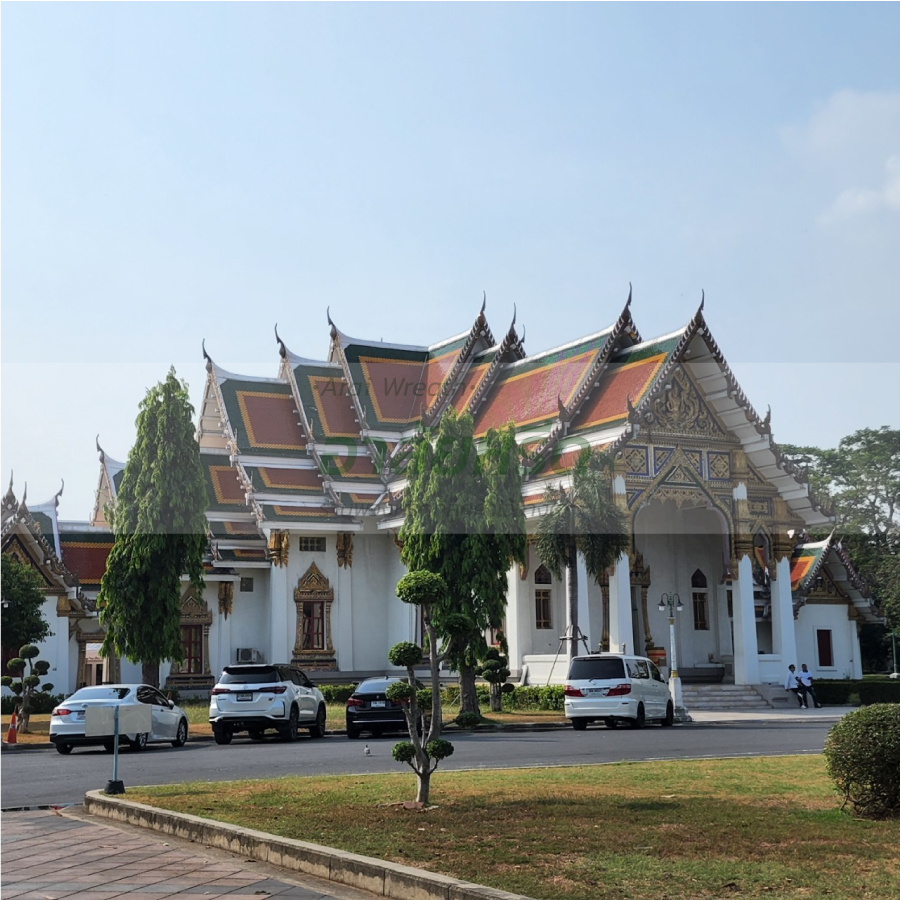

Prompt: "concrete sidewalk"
[1,807,379,900]
[687,707,850,724]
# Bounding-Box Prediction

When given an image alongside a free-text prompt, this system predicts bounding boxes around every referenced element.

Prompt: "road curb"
[83,790,535,900]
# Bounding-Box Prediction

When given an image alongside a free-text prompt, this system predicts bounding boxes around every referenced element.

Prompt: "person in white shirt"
[784,664,806,708]
[797,664,822,708]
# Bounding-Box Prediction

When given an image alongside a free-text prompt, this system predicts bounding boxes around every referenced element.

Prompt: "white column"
[607,553,633,654]
[268,563,291,664]
[848,620,863,679]
[335,563,353,671]
[731,553,760,684]
[772,556,797,667]
[576,555,591,653]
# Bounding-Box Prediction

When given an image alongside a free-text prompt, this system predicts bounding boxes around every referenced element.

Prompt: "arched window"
[534,565,552,629]
[691,569,709,630]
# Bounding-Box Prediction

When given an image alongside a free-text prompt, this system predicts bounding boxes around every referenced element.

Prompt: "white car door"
[292,669,317,720]
[648,660,669,714]
[138,686,177,740]
[635,660,662,717]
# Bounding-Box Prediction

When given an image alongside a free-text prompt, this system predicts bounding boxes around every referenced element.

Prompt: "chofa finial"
[481,291,486,314]
[627,282,632,307]
[274,323,287,359]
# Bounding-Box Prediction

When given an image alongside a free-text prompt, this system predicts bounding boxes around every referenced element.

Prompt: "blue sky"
[3,3,899,519]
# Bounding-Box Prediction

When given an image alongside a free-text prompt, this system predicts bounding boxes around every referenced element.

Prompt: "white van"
[564,653,674,729]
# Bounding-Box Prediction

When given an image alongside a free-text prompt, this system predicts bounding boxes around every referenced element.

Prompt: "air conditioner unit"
[236,648,261,663]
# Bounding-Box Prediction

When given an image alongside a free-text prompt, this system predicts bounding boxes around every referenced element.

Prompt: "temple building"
[2,299,881,700]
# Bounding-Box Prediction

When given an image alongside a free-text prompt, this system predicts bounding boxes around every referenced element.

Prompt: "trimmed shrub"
[1,691,65,715]
[824,704,900,819]
[859,681,900,705]
[318,684,355,704]
[454,711,481,729]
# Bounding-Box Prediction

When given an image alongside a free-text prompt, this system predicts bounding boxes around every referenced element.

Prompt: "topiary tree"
[1,644,53,733]
[391,571,455,805]
[824,704,900,819]
[477,642,511,713]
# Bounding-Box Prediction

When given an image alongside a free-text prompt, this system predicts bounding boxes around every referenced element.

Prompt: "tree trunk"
[425,620,442,740]
[142,661,160,688]
[458,664,480,715]
[415,767,432,805]
[489,682,502,712]
[567,540,579,660]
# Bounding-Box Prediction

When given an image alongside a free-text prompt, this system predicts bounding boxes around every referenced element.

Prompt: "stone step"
[681,684,772,709]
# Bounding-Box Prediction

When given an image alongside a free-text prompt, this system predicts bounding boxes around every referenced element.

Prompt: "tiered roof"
[193,295,840,537]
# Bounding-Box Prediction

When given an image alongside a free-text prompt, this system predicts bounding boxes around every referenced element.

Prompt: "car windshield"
[567,658,627,681]
[356,679,398,694]
[67,687,131,701]
[220,666,280,685]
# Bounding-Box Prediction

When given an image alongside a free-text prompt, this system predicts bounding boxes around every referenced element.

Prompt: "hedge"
[1,691,65,715]
[813,679,900,706]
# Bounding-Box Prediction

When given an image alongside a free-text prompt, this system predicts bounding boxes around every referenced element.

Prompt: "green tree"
[399,409,525,715]
[98,369,208,688]
[391,570,455,806]
[1,554,52,653]
[782,428,900,671]
[535,449,629,660]
[1,644,53,733]
[477,642,511,713]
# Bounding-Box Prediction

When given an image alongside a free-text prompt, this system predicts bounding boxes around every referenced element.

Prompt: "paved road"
[1,721,833,809]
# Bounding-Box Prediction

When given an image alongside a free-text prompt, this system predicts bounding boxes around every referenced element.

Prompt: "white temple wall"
[349,534,395,672]
[794,604,860,680]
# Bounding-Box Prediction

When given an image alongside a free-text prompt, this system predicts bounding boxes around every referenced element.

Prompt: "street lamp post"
[658,592,688,721]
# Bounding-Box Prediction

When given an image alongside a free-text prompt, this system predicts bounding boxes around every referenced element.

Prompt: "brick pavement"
[1,809,376,900]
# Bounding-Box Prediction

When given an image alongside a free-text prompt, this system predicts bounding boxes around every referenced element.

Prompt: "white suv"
[209,664,326,744]
[564,653,674,730]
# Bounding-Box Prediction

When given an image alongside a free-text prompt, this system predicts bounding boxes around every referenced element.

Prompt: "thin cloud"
[817,155,900,226]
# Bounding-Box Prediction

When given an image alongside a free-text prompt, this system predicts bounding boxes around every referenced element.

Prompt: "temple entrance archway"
[633,497,732,680]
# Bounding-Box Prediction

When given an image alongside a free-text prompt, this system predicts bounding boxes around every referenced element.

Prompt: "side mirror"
[168,699,175,709]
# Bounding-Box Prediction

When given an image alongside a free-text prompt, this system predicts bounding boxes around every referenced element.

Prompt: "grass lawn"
[127,756,899,900]
[2,706,566,743]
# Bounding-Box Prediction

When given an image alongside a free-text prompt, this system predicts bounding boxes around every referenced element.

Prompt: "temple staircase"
[681,684,772,710]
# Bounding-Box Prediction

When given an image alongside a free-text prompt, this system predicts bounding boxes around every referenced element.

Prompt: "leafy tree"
[1,644,53,733]
[391,570,454,806]
[98,369,208,687]
[399,409,525,715]
[782,428,900,670]
[1,554,52,652]
[535,449,629,660]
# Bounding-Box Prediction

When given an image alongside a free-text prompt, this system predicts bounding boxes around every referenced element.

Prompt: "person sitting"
[797,664,822,708]
[784,664,806,708]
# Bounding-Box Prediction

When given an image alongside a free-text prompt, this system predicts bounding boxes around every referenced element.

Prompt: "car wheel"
[571,718,589,731]
[309,705,326,739]
[130,732,149,751]
[280,705,299,742]
[213,727,232,745]
[604,718,619,729]
[171,718,189,747]
[661,701,675,727]
[55,743,73,755]
[629,704,646,729]
[103,740,116,753]
[248,729,265,742]
[346,724,360,740]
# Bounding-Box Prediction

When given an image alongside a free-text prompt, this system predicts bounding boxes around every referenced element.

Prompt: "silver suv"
[209,664,326,744]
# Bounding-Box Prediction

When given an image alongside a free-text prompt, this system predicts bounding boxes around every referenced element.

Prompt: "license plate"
[74,710,85,720]
[370,701,386,708]
[236,692,253,702]
[587,688,609,696]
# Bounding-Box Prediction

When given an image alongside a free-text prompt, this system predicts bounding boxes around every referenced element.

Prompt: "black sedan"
[345,677,423,739]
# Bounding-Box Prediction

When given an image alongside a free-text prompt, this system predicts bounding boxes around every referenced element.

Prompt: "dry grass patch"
[129,756,899,900]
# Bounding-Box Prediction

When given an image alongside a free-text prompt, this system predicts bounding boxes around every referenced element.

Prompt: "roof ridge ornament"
[627,282,632,308]
[274,323,287,359]
[95,434,105,463]
[202,339,214,373]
